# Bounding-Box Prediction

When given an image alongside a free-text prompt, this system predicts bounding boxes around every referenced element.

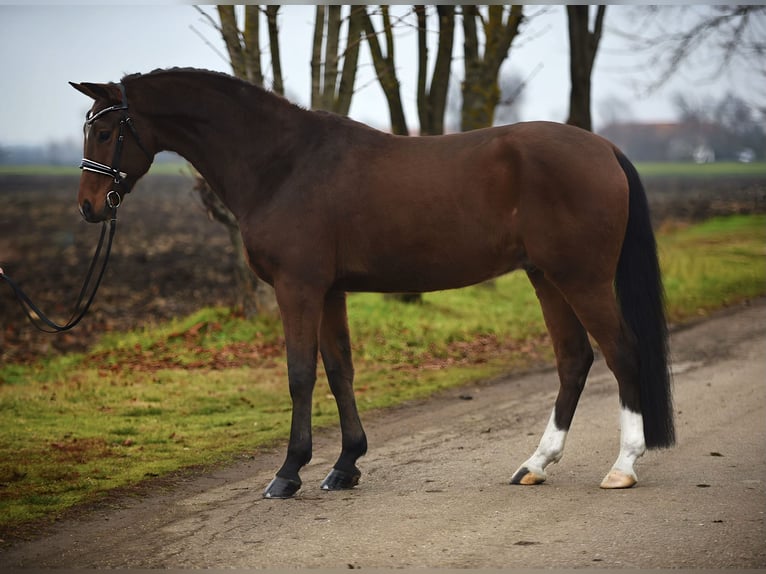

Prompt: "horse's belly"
[336,231,526,293]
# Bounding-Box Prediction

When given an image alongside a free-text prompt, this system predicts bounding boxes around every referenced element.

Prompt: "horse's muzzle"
[79,199,105,223]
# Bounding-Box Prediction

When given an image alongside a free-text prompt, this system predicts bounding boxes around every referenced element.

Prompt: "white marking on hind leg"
[512,409,567,484]
[601,407,646,489]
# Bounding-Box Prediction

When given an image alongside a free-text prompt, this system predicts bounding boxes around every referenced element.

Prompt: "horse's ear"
[69,82,121,103]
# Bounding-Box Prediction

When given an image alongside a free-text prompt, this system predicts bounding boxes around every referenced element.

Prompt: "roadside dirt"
[2,300,764,568]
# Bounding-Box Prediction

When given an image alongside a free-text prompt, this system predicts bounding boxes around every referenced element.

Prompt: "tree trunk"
[416,5,455,136]
[565,5,606,131]
[311,6,363,115]
[265,6,283,95]
[242,6,263,86]
[217,6,247,81]
[361,6,409,135]
[336,6,364,116]
[192,174,277,318]
[460,5,524,132]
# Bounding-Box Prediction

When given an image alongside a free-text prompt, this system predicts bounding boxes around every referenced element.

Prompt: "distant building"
[598,121,759,162]
[693,144,715,164]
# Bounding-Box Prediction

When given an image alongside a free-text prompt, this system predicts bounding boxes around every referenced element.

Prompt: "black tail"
[613,150,675,449]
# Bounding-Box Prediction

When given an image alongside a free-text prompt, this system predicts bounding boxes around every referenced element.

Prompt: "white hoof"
[600,469,637,489]
[510,465,547,485]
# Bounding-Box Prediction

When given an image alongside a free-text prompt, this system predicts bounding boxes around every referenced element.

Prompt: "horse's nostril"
[80,199,92,219]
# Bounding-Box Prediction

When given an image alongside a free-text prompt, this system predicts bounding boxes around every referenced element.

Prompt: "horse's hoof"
[263,475,302,499]
[321,467,361,491]
[599,469,637,489]
[510,466,546,485]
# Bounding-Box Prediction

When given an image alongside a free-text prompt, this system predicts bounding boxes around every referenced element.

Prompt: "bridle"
[80,82,153,209]
[0,83,152,333]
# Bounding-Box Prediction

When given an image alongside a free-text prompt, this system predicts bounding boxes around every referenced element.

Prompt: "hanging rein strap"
[0,216,117,333]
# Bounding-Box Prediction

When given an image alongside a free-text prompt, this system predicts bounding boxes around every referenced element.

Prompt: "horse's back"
[328,121,628,292]
[331,126,525,291]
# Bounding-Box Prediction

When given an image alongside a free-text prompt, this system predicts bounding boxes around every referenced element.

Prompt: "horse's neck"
[130,73,307,214]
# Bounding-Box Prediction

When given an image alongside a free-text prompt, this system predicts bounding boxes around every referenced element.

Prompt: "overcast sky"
[0,4,753,147]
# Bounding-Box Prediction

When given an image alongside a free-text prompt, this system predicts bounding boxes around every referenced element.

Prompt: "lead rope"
[0,213,117,333]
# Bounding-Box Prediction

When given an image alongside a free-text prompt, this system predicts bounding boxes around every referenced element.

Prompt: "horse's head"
[70,81,155,222]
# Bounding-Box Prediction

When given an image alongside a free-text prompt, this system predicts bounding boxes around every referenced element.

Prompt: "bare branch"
[613,5,766,94]
[193,5,221,33]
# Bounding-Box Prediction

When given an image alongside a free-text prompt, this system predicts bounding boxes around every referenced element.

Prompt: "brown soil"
[1,173,237,363]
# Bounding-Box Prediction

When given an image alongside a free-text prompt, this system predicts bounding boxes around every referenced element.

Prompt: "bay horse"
[71,68,674,498]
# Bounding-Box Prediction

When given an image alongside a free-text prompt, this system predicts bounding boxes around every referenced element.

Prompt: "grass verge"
[636,161,766,178]
[0,214,764,534]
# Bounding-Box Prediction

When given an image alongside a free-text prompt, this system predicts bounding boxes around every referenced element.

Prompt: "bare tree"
[360,5,410,135]
[265,6,284,96]
[415,5,456,135]
[445,67,527,132]
[311,6,364,114]
[565,5,606,132]
[362,5,456,137]
[460,5,524,131]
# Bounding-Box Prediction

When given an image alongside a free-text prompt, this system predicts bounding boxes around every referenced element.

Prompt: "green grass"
[0,214,764,532]
[660,215,766,318]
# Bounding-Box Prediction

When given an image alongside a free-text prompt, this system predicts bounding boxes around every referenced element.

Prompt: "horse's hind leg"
[511,269,594,485]
[557,279,646,489]
[319,290,368,490]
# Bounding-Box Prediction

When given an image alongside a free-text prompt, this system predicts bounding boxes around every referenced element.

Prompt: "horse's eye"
[98,130,111,143]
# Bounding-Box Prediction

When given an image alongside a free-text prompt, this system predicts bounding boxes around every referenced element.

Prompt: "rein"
[1,82,148,333]
[0,215,117,333]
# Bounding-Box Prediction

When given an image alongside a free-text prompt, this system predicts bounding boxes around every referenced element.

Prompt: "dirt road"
[3,300,765,568]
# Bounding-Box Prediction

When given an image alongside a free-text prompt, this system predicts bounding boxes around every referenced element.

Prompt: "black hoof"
[263,475,302,499]
[321,467,361,491]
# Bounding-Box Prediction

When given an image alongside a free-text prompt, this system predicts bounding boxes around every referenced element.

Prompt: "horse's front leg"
[319,290,367,491]
[263,282,324,499]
